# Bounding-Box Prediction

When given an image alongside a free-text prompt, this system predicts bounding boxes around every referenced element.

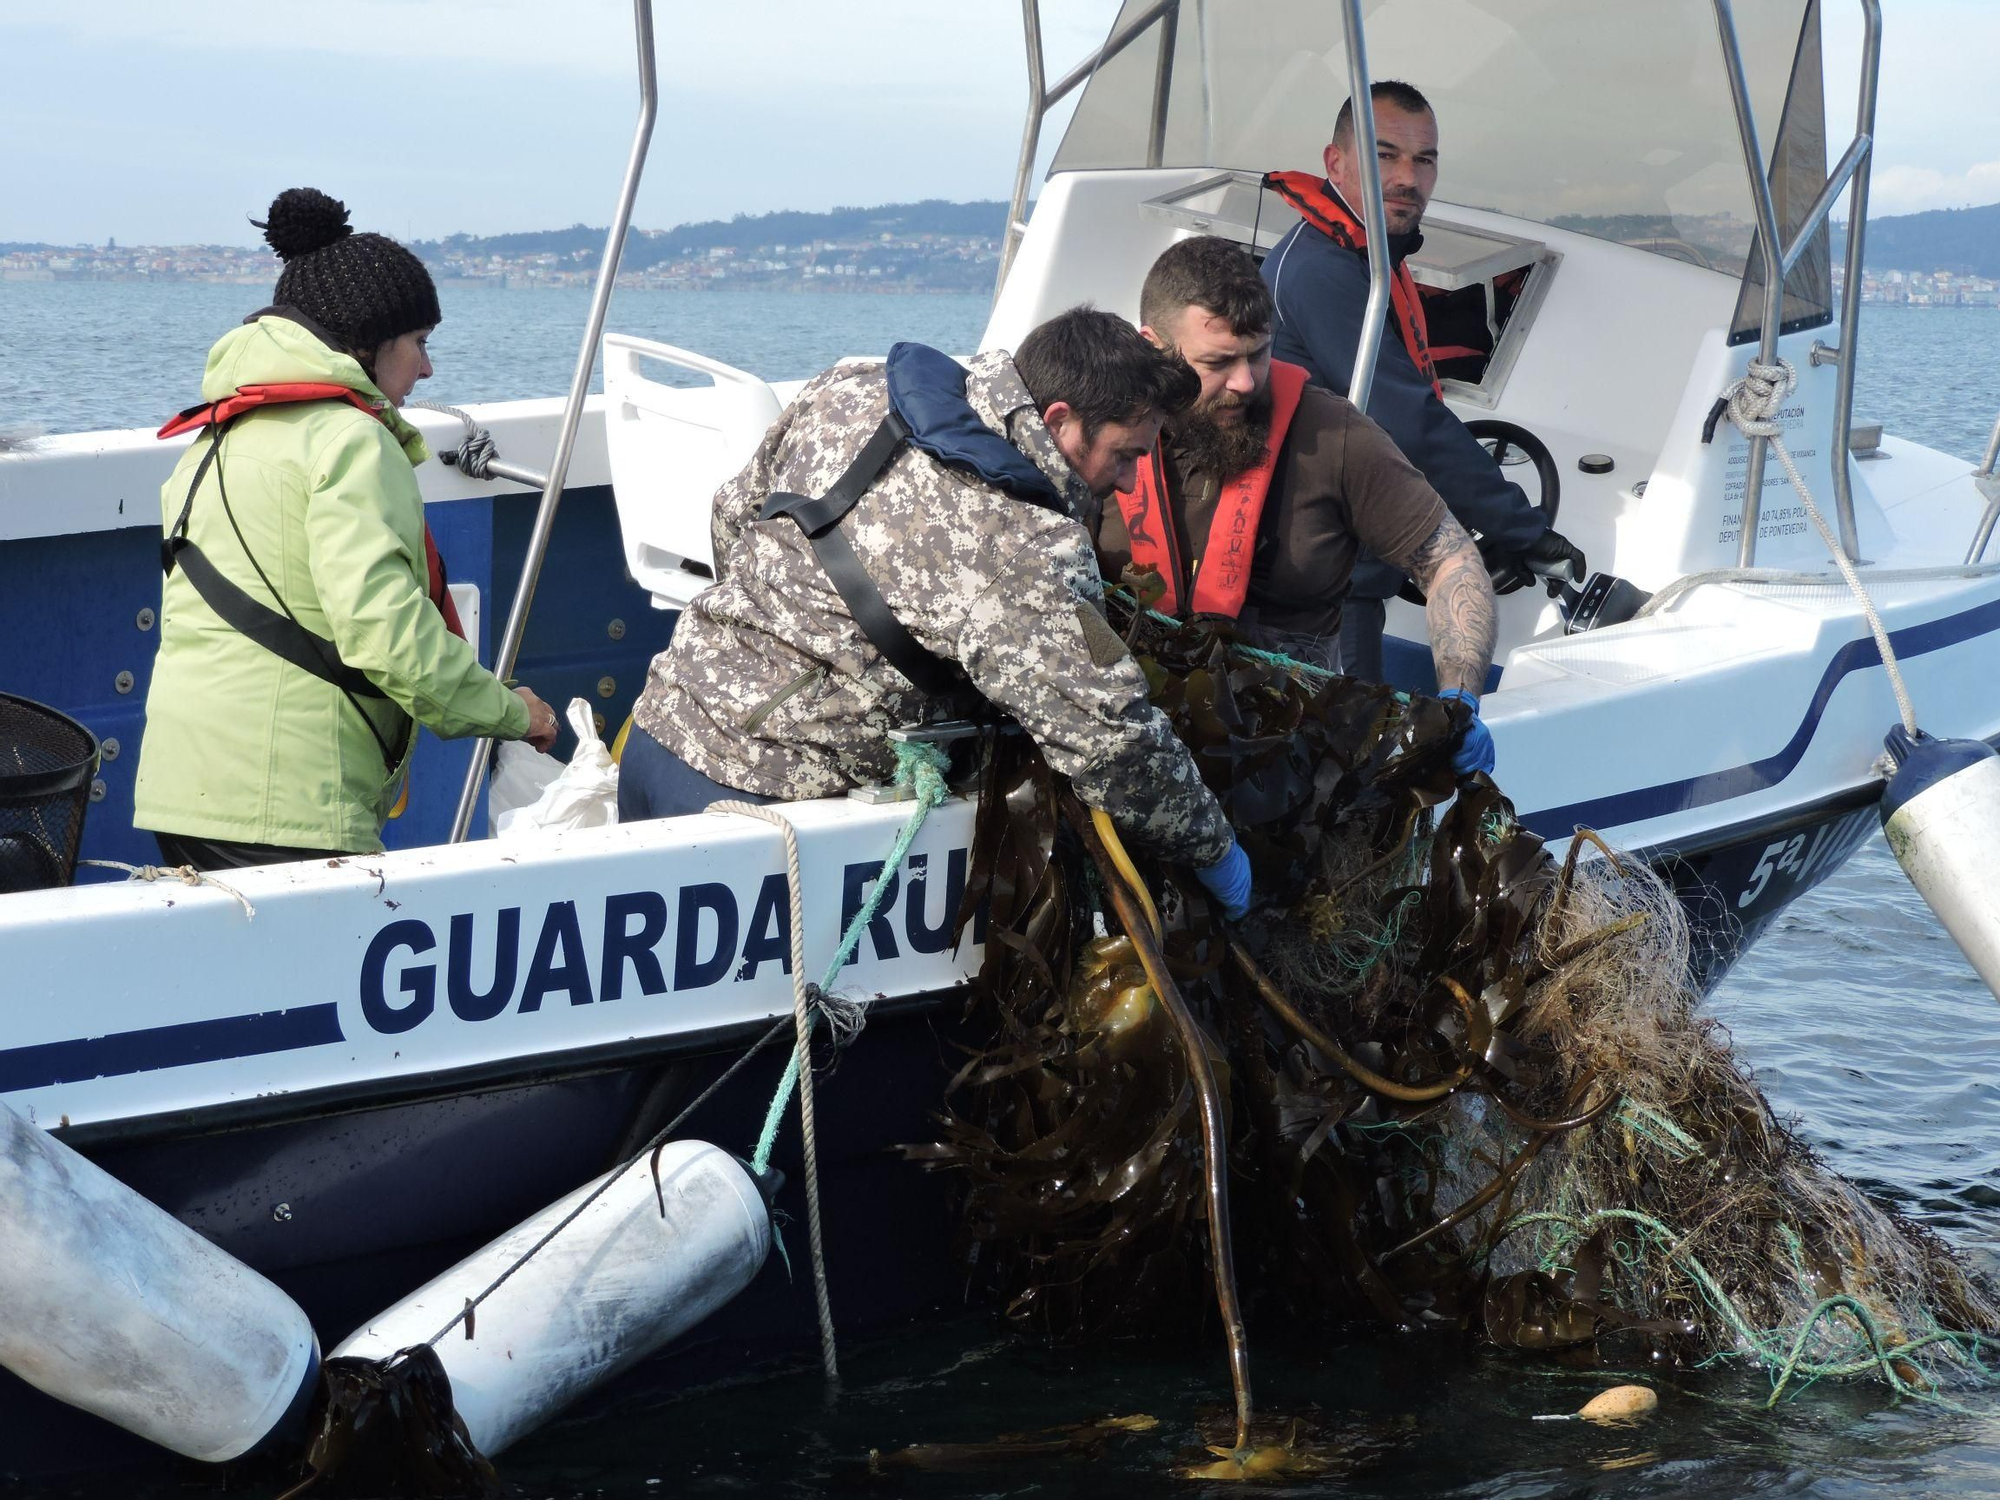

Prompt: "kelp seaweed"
[915,603,2000,1396]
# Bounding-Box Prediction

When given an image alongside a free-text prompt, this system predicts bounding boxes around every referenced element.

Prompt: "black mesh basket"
[0,694,100,895]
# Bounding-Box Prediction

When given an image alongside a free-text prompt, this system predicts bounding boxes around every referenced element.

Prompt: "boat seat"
[603,333,782,610]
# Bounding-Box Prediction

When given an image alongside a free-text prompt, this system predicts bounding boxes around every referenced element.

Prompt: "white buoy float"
[334,1139,772,1456]
[1882,726,2000,1000]
[0,1101,319,1461]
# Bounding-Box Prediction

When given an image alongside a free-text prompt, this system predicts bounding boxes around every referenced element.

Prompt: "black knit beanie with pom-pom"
[254,188,441,356]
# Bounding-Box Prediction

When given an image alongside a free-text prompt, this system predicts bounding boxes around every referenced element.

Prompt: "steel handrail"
[993,0,1378,416]
[1337,0,1391,417]
[997,0,1181,297]
[1968,411,2000,565]
[447,0,659,843]
[1712,0,1880,568]
[1827,0,1882,563]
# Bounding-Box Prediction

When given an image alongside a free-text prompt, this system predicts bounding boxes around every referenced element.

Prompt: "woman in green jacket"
[134,188,558,869]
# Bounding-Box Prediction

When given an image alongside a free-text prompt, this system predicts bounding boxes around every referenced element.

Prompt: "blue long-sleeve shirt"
[1262,197,1548,599]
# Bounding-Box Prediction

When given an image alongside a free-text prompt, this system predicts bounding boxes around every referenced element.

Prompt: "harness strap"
[163,417,405,767]
[165,537,389,700]
[761,412,973,703]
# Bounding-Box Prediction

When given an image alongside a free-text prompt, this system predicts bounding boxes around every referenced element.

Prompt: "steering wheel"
[1464,418,1559,525]
[1397,418,1566,606]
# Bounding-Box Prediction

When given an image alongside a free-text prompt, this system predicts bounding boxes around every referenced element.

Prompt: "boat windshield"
[1051,0,1832,339]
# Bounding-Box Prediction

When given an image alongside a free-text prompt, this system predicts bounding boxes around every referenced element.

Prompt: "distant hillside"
[1834,201,2000,278]
[412,199,1012,271]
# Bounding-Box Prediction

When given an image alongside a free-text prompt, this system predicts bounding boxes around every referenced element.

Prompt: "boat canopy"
[1051,0,1832,339]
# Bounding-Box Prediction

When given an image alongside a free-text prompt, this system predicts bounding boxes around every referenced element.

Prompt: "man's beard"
[1169,384,1273,481]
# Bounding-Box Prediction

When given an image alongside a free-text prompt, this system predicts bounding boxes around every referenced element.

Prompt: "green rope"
[1499,1206,2000,1407]
[749,739,952,1176]
[1614,1100,1705,1160]
[1102,585,1412,702]
[1336,888,1420,974]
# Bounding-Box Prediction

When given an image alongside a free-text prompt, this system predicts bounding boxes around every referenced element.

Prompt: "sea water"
[4,282,1999,1497]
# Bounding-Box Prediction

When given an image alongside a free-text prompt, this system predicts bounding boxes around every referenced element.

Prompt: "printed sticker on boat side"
[1730,808,1876,914]
[354,848,985,1037]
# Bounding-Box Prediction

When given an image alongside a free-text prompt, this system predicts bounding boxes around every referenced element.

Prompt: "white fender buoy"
[0,1101,319,1461]
[334,1139,772,1456]
[1882,728,2000,1000]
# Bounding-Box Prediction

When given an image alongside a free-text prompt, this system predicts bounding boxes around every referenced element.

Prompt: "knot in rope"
[1724,357,1798,441]
[408,399,498,479]
[891,736,951,808]
[77,859,257,919]
[1717,355,1920,737]
[804,981,869,1051]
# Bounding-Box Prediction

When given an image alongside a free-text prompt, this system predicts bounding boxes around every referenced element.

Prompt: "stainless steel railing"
[447,0,659,843]
[1336,0,1391,417]
[1968,411,2000,565]
[999,0,1391,417]
[997,0,1180,298]
[1712,0,1881,569]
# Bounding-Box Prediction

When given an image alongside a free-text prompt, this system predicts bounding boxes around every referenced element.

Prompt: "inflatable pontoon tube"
[1882,728,2000,1001]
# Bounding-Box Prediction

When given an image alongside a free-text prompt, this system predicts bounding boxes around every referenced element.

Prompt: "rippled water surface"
[0,281,995,436]
[5,287,2000,1496]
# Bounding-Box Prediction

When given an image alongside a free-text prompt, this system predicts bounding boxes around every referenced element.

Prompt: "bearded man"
[1094,236,1501,774]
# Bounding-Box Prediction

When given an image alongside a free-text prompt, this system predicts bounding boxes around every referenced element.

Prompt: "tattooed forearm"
[1399,516,1497,696]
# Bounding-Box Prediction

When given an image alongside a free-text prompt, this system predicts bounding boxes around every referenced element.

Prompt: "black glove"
[1491,528,1586,596]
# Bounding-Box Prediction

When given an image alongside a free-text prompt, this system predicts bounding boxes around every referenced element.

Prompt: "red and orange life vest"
[1261,170,1442,399]
[159,383,465,640]
[1112,359,1309,618]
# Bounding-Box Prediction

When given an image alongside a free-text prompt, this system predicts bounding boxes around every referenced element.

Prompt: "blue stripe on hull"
[0,1003,344,1092]
[1521,596,2000,837]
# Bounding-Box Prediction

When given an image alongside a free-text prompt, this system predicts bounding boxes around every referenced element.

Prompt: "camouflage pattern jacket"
[632,349,1234,868]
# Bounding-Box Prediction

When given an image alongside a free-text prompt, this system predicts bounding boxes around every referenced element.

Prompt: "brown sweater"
[1095,385,1446,659]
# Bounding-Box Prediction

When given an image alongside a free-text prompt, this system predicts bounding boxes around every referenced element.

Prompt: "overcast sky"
[2,1,1995,247]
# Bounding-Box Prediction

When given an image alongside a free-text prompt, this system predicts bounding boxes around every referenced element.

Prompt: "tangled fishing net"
[913,595,2000,1405]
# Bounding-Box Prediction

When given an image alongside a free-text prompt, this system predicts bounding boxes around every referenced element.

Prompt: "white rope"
[77,859,256,920]
[705,799,842,1386]
[407,399,498,479]
[1723,357,1919,736]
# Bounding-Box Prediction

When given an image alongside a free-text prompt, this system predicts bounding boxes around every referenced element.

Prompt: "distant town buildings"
[0,226,1002,294]
[5,233,1991,304]
[1836,266,2000,307]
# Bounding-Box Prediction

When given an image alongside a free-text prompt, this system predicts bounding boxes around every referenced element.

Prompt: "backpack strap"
[760,411,973,702]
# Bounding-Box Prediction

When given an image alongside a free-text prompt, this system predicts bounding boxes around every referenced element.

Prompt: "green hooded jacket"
[133,313,530,853]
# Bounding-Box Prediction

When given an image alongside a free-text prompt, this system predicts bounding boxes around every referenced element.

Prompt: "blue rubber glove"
[1438,688,1496,776]
[1196,840,1253,921]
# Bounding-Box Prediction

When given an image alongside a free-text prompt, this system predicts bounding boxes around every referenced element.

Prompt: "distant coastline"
[1,199,1009,296]
[6,195,1999,301]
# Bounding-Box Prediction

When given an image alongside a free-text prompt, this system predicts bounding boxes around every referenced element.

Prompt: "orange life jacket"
[1113,359,1310,618]
[160,383,466,640]
[1262,170,1442,398]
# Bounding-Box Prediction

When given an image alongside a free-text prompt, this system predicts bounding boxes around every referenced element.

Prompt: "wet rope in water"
[716,736,953,1386]
[1501,1206,2000,1409]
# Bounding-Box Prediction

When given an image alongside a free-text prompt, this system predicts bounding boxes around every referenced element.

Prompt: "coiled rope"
[1722,357,1919,736]
[710,736,953,1386]
[407,399,499,479]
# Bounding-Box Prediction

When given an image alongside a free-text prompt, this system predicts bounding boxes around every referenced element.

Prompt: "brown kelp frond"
[909,603,2000,1397]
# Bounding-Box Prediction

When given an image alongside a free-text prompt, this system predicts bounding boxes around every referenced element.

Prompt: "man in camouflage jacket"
[628,308,1243,886]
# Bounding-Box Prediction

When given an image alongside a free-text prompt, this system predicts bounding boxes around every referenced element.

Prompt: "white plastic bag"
[491,698,620,838]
